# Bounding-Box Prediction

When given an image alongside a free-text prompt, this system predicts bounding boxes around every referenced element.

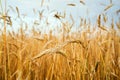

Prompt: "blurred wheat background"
[0,0,120,80]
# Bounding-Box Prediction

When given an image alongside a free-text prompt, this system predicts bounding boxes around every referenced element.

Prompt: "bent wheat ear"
[54,14,61,20]
[94,61,100,72]
[7,16,12,27]
[67,3,76,6]
[16,6,20,18]
[41,0,44,7]
[102,14,108,23]
[97,15,101,27]
[56,51,67,58]
[116,22,120,29]
[80,0,85,5]
[33,8,36,14]
[116,9,120,15]
[70,14,74,24]
[104,4,113,11]
[9,6,15,12]
[109,0,112,4]
[110,72,120,79]
[39,10,44,20]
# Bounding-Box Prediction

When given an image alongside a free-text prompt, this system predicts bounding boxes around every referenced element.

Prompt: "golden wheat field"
[0,0,120,80]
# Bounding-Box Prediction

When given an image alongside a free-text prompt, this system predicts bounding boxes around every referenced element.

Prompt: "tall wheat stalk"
[2,0,9,80]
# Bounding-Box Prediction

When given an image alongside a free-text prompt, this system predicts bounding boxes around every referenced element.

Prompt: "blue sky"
[0,0,120,34]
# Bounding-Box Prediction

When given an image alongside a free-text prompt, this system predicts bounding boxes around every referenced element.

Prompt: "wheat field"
[0,0,120,80]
